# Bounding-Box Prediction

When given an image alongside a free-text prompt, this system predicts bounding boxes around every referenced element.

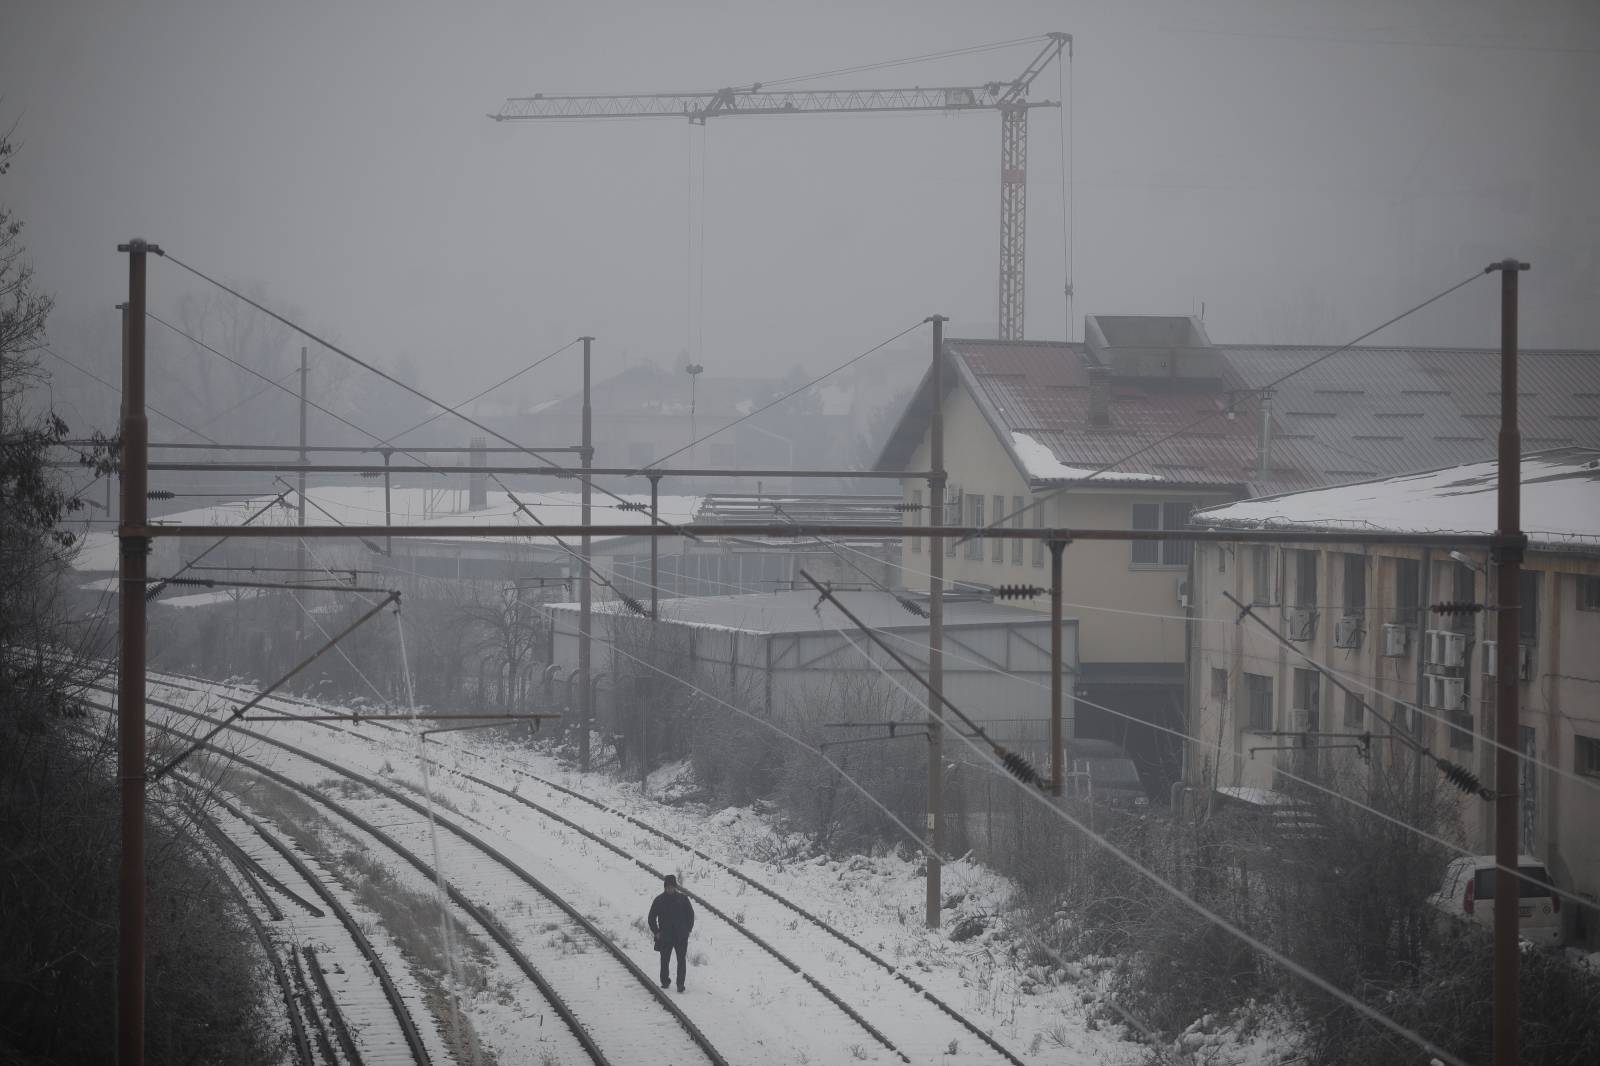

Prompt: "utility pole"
[295,346,307,652]
[578,336,594,773]
[649,474,661,618]
[116,238,158,1066]
[1491,257,1529,1066]
[1049,539,1067,796]
[925,315,947,929]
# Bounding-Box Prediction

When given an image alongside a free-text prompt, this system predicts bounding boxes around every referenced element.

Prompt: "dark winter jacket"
[648,890,695,944]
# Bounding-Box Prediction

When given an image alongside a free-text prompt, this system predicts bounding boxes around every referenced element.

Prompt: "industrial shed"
[547,589,1079,753]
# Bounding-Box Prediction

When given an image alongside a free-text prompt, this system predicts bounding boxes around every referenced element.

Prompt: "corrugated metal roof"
[547,589,1060,635]
[950,340,1323,491]
[1194,448,1600,550]
[1221,346,1600,483]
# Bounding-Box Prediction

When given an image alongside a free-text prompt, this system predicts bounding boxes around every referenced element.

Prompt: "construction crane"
[490,33,1071,342]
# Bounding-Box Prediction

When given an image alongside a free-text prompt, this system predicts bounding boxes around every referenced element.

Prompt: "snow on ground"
[148,673,1156,1064]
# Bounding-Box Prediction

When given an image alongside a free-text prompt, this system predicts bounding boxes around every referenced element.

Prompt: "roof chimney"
[1087,366,1111,427]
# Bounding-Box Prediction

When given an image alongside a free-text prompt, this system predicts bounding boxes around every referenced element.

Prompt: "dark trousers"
[658,936,688,988]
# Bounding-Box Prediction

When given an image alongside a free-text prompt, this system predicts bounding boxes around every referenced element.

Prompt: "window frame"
[1011,496,1024,566]
[964,494,985,561]
[1519,569,1540,643]
[1579,576,1600,613]
[910,489,923,554]
[992,495,1006,563]
[1244,672,1273,732]
[1576,734,1600,778]
[1343,690,1363,729]
[1251,546,1273,605]
[1130,500,1195,569]
[1211,667,1229,703]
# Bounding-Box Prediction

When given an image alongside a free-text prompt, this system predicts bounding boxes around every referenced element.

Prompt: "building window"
[1032,501,1045,568]
[1211,667,1229,702]
[1011,496,1024,565]
[910,489,923,553]
[1520,570,1540,643]
[945,492,960,557]
[1579,576,1600,613]
[1343,554,1366,616]
[1131,501,1193,567]
[1448,709,1474,751]
[1343,690,1363,729]
[1251,547,1273,605]
[1294,551,1319,608]
[1293,668,1321,734]
[1576,735,1600,778]
[1245,673,1273,732]
[1395,557,1420,625]
[992,495,1005,563]
[965,494,985,560]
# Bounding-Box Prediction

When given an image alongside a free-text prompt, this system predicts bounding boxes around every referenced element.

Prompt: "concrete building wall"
[894,383,1229,666]
[1188,536,1600,946]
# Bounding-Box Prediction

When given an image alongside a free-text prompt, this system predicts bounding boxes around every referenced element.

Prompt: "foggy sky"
[5,0,1598,416]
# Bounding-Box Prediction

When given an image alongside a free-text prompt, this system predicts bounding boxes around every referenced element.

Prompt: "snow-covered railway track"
[142,672,1030,1065]
[189,786,437,1066]
[86,685,726,1066]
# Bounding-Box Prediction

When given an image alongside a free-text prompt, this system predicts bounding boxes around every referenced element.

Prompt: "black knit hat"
[663,874,678,888]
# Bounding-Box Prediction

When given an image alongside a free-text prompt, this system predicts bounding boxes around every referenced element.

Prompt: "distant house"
[873,314,1600,789]
[479,361,912,493]
[1186,449,1600,946]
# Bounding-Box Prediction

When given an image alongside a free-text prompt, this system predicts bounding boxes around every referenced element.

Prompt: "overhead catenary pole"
[649,473,661,617]
[1491,257,1529,1066]
[381,448,393,557]
[1049,539,1067,795]
[117,238,158,1066]
[578,336,594,773]
[925,314,947,928]
[295,345,308,651]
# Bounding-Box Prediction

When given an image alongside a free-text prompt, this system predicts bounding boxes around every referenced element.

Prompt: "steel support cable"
[37,343,220,444]
[146,490,292,600]
[379,338,582,445]
[964,268,1490,545]
[752,35,1049,89]
[195,365,303,432]
[811,532,1600,871]
[833,508,1600,801]
[818,616,1470,1066]
[488,474,649,616]
[530,605,1173,1058]
[155,252,681,528]
[629,318,925,474]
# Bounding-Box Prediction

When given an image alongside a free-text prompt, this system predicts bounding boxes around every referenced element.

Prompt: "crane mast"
[491,33,1070,341]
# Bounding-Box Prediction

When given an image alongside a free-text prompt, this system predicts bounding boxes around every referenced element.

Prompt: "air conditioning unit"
[1481,639,1497,676]
[1426,673,1465,709]
[1334,615,1363,649]
[1381,623,1410,658]
[1288,608,1318,642]
[1177,578,1191,609]
[1518,643,1535,682]
[1424,629,1467,669]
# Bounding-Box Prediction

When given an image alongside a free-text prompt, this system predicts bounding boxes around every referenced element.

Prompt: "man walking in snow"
[648,874,695,992]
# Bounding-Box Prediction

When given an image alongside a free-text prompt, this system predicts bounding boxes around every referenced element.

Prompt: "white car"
[1427,854,1563,947]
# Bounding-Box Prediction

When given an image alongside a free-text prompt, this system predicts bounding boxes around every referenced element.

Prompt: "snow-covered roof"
[1010,431,1162,483]
[1193,448,1600,551]
[547,589,1068,636]
[148,486,703,549]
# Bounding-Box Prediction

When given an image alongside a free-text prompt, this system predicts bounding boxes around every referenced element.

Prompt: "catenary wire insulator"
[993,584,1045,600]
[1435,757,1490,799]
[1000,750,1046,789]
[1430,601,1485,615]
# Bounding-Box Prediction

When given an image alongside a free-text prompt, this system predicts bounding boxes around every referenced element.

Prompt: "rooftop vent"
[1084,315,1222,387]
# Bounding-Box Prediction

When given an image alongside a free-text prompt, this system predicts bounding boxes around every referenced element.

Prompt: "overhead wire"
[38,344,219,444]
[153,251,676,526]
[965,267,1490,544]
[817,610,1469,1066]
[752,35,1048,89]
[381,338,582,446]
[634,318,925,473]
